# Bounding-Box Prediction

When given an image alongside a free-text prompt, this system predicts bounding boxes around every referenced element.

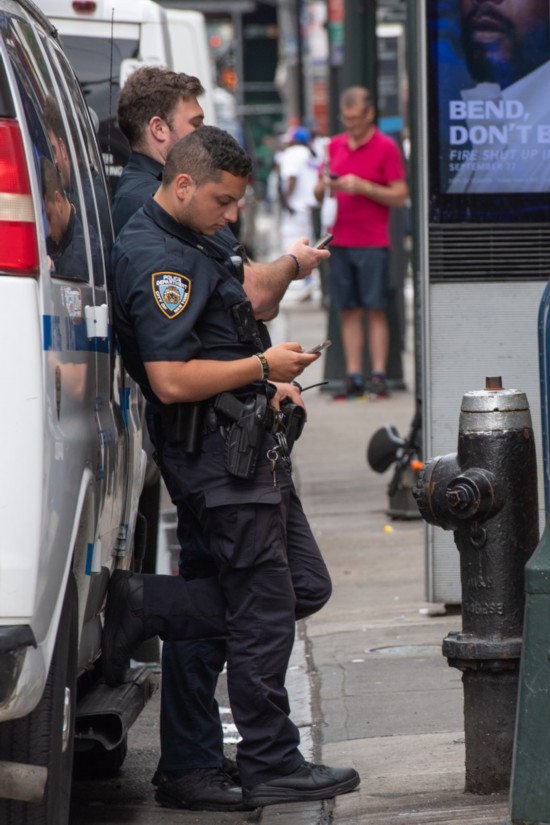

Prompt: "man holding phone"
[314,86,408,399]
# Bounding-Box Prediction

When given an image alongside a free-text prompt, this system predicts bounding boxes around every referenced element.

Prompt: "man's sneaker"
[102,569,147,686]
[332,375,365,400]
[155,768,252,811]
[243,761,360,807]
[369,374,390,399]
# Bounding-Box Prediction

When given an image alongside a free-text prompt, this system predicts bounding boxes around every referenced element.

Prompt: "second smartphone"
[313,233,333,249]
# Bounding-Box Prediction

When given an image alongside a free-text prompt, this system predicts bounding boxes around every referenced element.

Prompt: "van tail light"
[73,1,97,11]
[0,118,39,275]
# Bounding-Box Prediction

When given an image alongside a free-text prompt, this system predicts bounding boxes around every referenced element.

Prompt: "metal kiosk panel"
[412,0,550,603]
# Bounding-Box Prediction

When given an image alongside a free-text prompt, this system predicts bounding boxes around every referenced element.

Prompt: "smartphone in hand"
[312,233,334,250]
[307,339,332,354]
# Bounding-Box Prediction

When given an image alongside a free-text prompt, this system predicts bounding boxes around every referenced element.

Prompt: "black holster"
[218,393,269,478]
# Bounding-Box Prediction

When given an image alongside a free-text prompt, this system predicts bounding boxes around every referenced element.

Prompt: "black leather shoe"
[102,569,146,686]
[243,761,360,807]
[151,757,240,788]
[155,768,252,811]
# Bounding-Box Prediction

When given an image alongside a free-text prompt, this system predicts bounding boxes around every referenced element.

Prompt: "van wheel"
[73,735,128,780]
[0,574,78,825]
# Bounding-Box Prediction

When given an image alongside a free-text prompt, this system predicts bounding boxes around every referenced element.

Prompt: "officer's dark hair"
[118,67,205,147]
[163,126,253,187]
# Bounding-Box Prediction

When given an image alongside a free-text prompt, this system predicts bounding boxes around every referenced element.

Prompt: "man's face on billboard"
[460,0,550,87]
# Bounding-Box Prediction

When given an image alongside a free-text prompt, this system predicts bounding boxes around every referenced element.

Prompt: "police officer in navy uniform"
[110,66,332,811]
[111,70,205,235]
[105,126,360,809]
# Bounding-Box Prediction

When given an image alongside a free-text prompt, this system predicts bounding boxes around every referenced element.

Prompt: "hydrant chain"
[469,521,487,549]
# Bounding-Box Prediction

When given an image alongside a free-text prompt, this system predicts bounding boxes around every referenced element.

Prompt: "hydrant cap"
[459,388,532,433]
[461,388,528,413]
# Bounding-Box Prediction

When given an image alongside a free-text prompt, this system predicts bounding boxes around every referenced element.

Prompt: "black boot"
[102,569,147,686]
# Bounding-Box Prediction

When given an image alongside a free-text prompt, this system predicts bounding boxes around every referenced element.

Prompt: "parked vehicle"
[0,1,150,822]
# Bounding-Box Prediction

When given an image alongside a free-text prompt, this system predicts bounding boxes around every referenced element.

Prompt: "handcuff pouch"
[280,403,306,453]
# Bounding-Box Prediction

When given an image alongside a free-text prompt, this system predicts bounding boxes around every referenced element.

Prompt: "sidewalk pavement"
[258,297,510,825]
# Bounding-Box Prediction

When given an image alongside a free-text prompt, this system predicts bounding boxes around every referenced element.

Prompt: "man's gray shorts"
[329,246,389,311]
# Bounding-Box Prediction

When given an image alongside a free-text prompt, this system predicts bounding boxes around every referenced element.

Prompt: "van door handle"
[84,304,108,339]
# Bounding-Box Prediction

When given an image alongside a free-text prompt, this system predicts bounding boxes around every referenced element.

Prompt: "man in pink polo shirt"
[315,86,408,399]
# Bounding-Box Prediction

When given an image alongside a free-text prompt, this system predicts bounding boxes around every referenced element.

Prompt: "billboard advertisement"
[428,0,550,221]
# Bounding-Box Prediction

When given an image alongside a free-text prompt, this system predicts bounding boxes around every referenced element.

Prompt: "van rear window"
[59,36,137,123]
[0,61,15,118]
[0,11,36,118]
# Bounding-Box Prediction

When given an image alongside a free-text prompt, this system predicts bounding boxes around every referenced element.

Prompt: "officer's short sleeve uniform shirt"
[111,198,258,402]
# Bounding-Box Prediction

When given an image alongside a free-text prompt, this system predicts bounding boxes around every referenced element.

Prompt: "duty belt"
[156,392,303,471]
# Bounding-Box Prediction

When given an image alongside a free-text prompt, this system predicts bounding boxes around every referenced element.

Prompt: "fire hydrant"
[413,377,539,794]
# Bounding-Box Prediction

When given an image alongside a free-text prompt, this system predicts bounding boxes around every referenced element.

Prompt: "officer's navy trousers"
[143,427,332,786]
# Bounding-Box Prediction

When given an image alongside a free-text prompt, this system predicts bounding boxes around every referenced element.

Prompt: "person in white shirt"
[278,126,315,248]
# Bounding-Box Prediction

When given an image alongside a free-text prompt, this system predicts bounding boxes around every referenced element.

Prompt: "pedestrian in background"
[314,86,408,399]
[279,126,321,302]
[278,126,315,248]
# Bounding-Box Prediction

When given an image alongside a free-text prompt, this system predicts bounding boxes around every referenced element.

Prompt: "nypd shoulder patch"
[152,271,191,319]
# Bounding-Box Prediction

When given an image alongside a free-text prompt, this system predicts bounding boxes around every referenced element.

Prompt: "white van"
[0,2,148,822]
[41,0,216,191]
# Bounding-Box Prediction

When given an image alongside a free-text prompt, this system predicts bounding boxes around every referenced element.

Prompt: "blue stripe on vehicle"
[85,542,94,576]
[42,315,111,353]
[120,387,130,428]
